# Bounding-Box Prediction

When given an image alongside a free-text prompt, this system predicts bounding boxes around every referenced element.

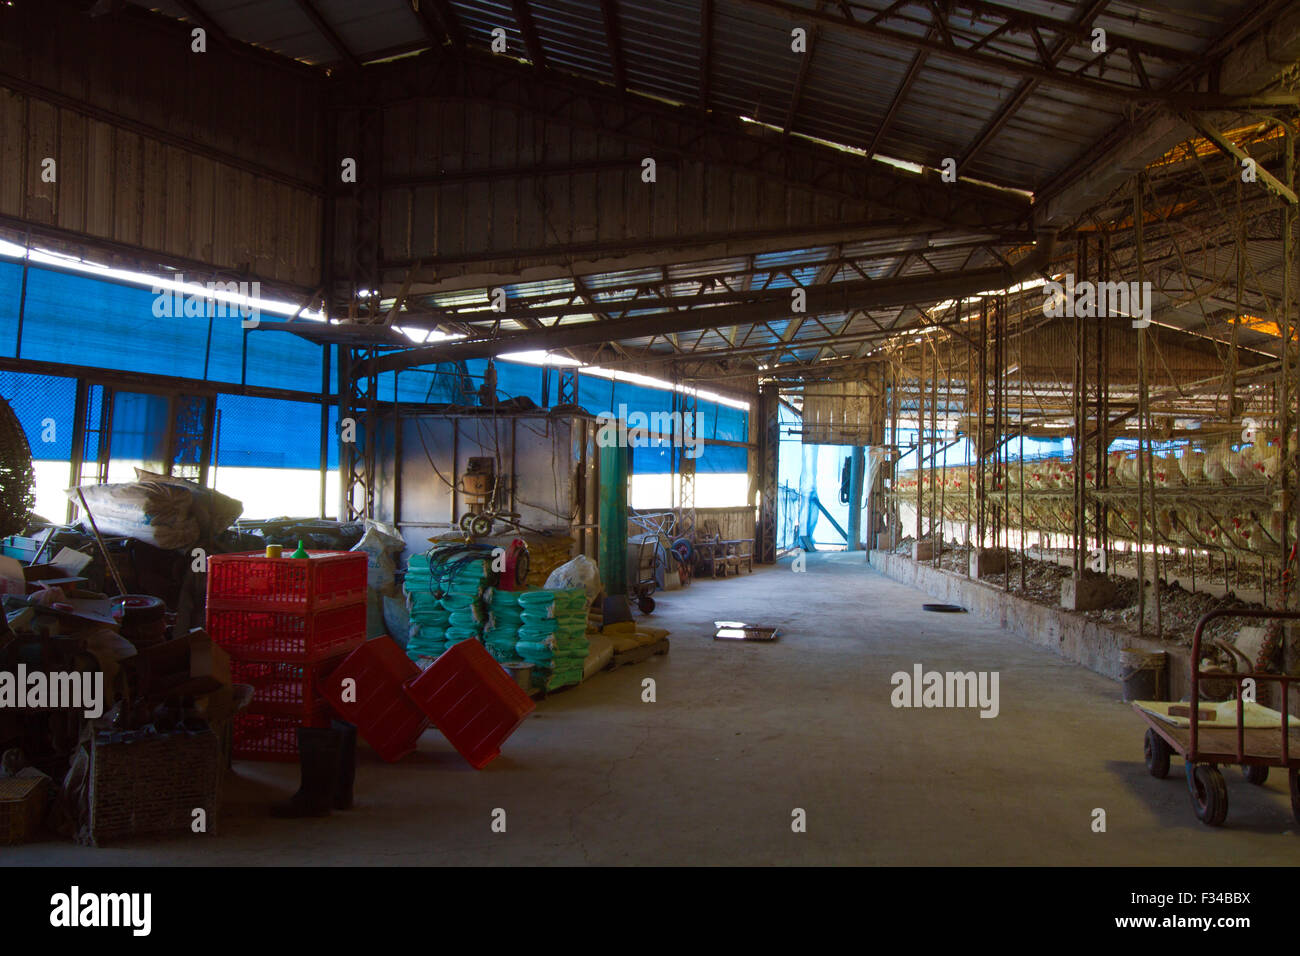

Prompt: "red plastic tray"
[232,708,330,763]
[207,551,368,612]
[230,655,348,719]
[207,603,365,663]
[403,637,534,769]
[317,637,430,763]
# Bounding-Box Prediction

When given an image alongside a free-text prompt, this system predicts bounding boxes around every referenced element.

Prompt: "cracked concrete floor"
[8,551,1300,866]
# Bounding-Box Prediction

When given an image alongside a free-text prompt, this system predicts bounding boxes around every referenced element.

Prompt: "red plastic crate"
[207,551,368,612]
[232,709,330,763]
[403,637,535,769]
[207,603,365,663]
[230,656,348,719]
[317,637,430,763]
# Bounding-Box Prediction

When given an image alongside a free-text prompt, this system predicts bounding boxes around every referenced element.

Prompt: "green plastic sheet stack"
[514,587,590,691]
[402,549,491,663]
[483,587,524,662]
[404,552,452,660]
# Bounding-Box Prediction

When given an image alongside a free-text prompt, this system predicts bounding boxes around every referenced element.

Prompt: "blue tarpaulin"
[0,258,748,475]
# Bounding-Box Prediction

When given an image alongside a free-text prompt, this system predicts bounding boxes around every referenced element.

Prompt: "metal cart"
[628,512,677,614]
[1133,608,1300,827]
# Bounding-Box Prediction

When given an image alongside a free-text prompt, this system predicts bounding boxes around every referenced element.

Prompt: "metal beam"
[1183,113,1299,206]
[700,0,714,109]
[958,0,1105,172]
[784,3,824,135]
[599,0,628,91]
[365,232,1056,373]
[171,0,231,47]
[511,0,549,69]
[730,0,1226,103]
[426,0,466,47]
[1039,0,1300,226]
[863,38,929,158]
[292,0,360,70]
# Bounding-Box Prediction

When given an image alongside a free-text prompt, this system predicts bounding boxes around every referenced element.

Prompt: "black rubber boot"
[332,720,357,810]
[271,727,342,818]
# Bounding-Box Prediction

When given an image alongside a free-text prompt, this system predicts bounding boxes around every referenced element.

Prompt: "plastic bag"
[543,554,602,604]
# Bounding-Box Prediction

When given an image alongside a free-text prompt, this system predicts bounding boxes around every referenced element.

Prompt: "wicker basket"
[0,775,49,845]
[87,730,222,846]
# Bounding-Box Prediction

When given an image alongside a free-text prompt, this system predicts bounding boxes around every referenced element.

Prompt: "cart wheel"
[1242,764,1269,786]
[1186,763,1229,827]
[1144,729,1171,779]
[459,512,475,533]
[1290,769,1300,824]
[637,594,656,615]
[469,514,493,537]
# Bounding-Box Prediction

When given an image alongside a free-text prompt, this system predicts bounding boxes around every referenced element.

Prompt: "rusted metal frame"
[1129,49,1151,90]
[1187,609,1300,765]
[731,0,1195,101]
[1277,115,1295,609]
[627,314,939,370]
[1181,135,1287,326]
[1183,113,1300,207]
[863,35,930,157]
[926,0,1194,65]
[369,246,1051,372]
[1136,154,1245,383]
[1035,0,1299,215]
[958,80,1038,172]
[785,1,827,135]
[1072,235,1084,576]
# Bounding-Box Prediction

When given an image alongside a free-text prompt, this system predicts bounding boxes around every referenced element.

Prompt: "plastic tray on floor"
[317,637,430,763]
[403,637,535,769]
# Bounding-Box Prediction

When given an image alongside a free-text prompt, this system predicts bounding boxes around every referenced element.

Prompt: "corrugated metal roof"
[130,0,1262,194]
[117,0,1274,375]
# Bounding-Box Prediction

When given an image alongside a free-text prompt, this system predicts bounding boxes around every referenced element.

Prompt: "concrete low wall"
[869,550,1191,698]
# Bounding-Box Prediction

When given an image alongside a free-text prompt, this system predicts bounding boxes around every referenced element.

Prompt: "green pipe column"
[846,446,866,550]
[599,442,630,596]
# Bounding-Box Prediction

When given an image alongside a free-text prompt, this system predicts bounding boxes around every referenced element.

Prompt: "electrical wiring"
[416,542,497,597]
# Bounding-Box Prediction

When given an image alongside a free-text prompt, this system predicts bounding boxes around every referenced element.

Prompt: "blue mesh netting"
[0,370,76,461]
[215,394,337,470]
[0,258,747,474]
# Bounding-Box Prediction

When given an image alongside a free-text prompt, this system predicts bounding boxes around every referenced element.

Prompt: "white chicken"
[1179,449,1206,484]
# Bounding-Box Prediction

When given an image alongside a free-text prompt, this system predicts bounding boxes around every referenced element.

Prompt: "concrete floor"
[8,552,1300,866]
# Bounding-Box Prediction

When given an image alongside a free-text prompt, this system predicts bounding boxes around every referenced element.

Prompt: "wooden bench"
[695,536,754,578]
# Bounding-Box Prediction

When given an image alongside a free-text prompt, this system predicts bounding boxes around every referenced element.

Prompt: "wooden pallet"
[605,637,670,670]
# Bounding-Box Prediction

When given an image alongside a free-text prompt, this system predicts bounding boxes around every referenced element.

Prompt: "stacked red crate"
[206,551,368,762]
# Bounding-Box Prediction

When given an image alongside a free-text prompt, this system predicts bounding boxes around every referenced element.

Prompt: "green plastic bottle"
[291,540,310,559]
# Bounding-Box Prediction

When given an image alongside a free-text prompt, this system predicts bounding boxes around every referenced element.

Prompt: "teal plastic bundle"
[448,609,482,628]
[405,623,448,660]
[404,547,496,664]
[518,618,557,637]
